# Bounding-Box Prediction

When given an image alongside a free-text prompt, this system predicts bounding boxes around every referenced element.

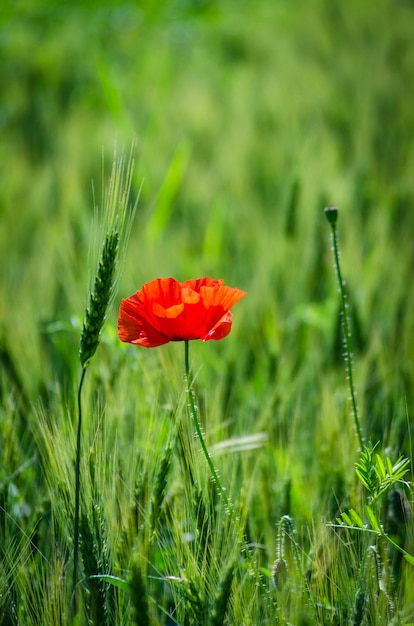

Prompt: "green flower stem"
[184,341,276,615]
[325,207,364,450]
[73,366,87,598]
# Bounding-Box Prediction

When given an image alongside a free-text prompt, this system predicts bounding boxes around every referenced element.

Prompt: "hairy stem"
[325,206,364,450]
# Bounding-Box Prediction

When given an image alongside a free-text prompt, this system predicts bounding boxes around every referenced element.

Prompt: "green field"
[1,0,414,623]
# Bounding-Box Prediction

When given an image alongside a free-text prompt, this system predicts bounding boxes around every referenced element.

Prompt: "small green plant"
[352,544,395,626]
[324,208,413,565]
[324,206,414,625]
[355,442,410,507]
[332,443,414,565]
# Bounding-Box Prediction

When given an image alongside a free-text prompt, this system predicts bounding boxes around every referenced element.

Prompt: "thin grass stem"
[73,366,87,599]
[184,340,277,619]
[325,206,364,450]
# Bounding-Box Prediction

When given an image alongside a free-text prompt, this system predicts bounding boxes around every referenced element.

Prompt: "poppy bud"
[324,205,338,225]
[272,557,288,591]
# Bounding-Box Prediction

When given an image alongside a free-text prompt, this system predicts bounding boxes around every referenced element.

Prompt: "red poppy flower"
[118,277,246,348]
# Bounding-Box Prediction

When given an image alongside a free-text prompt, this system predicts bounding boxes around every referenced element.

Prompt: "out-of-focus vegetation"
[1,0,414,623]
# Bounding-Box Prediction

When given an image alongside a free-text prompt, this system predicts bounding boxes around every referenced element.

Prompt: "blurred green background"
[1,1,414,622]
[1,0,414,496]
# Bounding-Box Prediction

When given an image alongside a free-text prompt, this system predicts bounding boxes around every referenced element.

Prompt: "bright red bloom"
[118,277,247,348]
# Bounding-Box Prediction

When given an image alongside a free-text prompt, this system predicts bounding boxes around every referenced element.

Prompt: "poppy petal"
[118,297,170,347]
[201,312,233,341]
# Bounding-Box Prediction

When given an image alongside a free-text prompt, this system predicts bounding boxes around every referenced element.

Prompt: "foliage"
[1,0,414,624]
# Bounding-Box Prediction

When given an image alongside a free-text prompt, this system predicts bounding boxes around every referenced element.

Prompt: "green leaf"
[365,506,380,532]
[392,456,410,477]
[146,140,191,241]
[85,574,130,593]
[403,553,414,566]
[355,467,371,491]
[340,511,353,526]
[375,454,386,481]
[349,509,365,529]
[260,567,273,578]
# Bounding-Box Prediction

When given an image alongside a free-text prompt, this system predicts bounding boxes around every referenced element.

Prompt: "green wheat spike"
[129,559,150,626]
[353,545,384,626]
[79,230,119,368]
[209,561,235,626]
[194,486,211,568]
[353,568,366,626]
[150,443,173,533]
[181,572,205,624]
[93,504,116,624]
[79,513,107,625]
[79,513,96,581]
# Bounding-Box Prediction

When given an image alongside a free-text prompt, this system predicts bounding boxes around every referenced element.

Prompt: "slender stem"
[329,220,364,450]
[73,366,87,596]
[184,341,276,614]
